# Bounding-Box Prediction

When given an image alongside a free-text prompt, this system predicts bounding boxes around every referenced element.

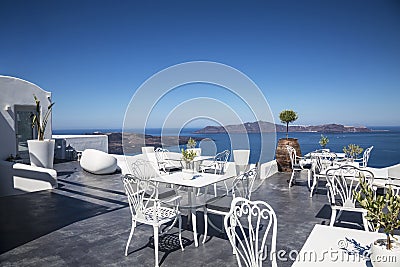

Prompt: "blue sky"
[1,0,399,129]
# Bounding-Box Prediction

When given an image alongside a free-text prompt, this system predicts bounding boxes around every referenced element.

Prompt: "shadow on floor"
[0,191,121,254]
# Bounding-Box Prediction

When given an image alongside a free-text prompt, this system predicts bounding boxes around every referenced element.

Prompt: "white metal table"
[153,171,234,247]
[291,224,389,266]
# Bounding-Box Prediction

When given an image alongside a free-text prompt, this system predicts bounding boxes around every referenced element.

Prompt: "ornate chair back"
[231,167,257,200]
[286,145,298,167]
[326,165,374,208]
[224,197,278,267]
[361,146,373,168]
[122,175,159,222]
[212,150,230,174]
[129,159,160,180]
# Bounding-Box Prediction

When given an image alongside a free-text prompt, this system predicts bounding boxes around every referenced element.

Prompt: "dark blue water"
[54,127,400,167]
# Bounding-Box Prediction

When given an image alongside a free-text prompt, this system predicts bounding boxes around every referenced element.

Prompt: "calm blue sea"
[53,126,400,168]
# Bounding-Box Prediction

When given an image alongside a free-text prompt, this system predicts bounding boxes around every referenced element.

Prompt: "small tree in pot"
[276,110,301,172]
[354,177,400,266]
[319,134,329,149]
[343,144,363,161]
[181,138,197,170]
[279,110,298,139]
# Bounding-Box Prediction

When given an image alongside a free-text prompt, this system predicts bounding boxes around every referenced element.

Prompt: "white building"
[0,76,56,197]
[0,75,53,162]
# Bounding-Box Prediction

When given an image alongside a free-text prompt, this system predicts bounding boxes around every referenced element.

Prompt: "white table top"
[305,152,347,158]
[153,171,233,188]
[291,225,386,266]
[167,155,214,162]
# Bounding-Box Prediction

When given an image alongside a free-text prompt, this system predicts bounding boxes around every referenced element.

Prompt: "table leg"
[187,188,198,247]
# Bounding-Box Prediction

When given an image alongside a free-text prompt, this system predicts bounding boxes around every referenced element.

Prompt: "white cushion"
[80,149,117,175]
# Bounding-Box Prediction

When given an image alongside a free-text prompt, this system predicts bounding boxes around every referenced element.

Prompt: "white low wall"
[114,152,278,180]
[260,160,279,179]
[0,161,57,197]
[53,135,108,160]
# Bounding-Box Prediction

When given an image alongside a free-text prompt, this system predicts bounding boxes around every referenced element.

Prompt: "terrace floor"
[0,162,366,266]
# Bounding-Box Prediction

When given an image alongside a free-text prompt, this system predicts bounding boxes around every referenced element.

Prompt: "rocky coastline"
[194,121,371,134]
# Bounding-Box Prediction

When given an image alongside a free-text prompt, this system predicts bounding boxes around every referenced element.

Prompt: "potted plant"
[354,177,400,266]
[276,109,301,172]
[343,144,363,161]
[181,138,198,171]
[279,109,298,139]
[27,94,55,169]
[319,134,329,149]
[186,137,201,157]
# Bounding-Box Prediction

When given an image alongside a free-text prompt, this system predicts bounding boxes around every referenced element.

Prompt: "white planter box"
[27,139,55,169]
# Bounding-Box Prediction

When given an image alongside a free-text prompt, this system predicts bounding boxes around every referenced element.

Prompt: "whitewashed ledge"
[52,135,108,160]
[0,160,57,197]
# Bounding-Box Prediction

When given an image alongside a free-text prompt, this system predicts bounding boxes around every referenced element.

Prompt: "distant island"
[194,121,371,134]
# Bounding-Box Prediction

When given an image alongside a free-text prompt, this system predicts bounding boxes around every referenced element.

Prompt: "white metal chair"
[202,167,257,244]
[122,175,184,267]
[129,159,177,200]
[286,145,311,188]
[309,151,337,197]
[142,146,155,154]
[355,146,373,168]
[233,149,250,176]
[325,165,374,231]
[154,147,182,173]
[224,197,278,267]
[199,150,230,196]
[199,150,230,174]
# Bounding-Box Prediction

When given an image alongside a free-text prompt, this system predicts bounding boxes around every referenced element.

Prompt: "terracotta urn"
[275,138,301,172]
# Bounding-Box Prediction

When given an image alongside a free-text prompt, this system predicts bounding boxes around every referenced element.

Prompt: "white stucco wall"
[0,76,52,160]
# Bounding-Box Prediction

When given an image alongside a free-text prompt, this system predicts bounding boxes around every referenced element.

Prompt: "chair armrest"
[160,195,182,204]
[159,195,182,209]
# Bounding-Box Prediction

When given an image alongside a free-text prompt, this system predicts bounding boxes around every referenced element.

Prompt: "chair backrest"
[233,150,250,175]
[224,197,278,267]
[361,146,373,168]
[325,165,374,208]
[122,174,159,221]
[141,146,155,154]
[130,159,160,180]
[231,167,257,200]
[233,150,250,165]
[286,145,297,167]
[214,150,230,173]
[312,152,336,174]
[155,147,168,163]
[215,149,230,162]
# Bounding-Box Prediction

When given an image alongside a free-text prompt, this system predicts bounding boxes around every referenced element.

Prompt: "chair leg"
[214,183,217,197]
[309,176,317,198]
[125,220,136,256]
[330,209,337,227]
[288,171,295,188]
[178,215,184,251]
[307,170,311,189]
[232,229,236,255]
[153,225,159,267]
[202,208,208,244]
